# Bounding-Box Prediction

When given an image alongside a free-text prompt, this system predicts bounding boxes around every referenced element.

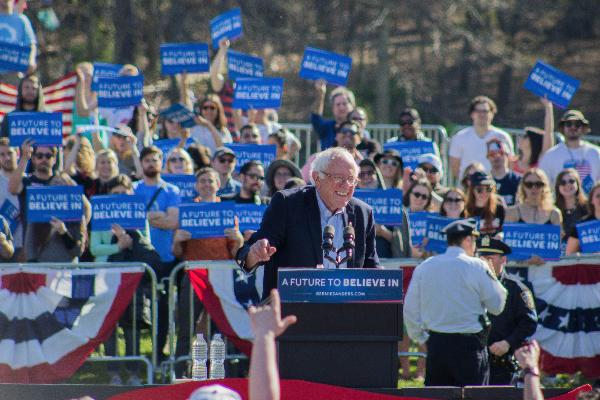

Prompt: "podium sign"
[278,268,402,303]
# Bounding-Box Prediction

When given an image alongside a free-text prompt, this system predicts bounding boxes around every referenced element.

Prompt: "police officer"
[404,218,507,386]
[477,236,538,385]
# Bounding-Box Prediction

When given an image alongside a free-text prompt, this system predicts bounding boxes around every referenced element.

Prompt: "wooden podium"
[277,268,403,388]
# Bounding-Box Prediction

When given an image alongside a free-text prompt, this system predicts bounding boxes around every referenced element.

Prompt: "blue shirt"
[0,13,36,45]
[133,179,180,262]
[494,171,521,206]
[316,189,347,269]
[311,113,336,150]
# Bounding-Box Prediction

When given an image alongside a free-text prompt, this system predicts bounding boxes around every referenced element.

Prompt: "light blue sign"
[210,8,243,49]
[299,47,352,86]
[225,143,276,173]
[91,194,146,231]
[235,204,266,231]
[26,186,84,222]
[409,211,432,247]
[227,50,264,80]
[576,219,600,254]
[383,140,436,170]
[524,60,580,109]
[160,43,210,75]
[424,214,457,254]
[153,138,195,157]
[353,189,404,226]
[0,41,31,72]
[179,202,235,239]
[503,223,561,261]
[8,112,63,147]
[232,77,284,110]
[0,199,19,233]
[91,62,122,91]
[278,268,403,304]
[163,174,197,202]
[159,103,196,128]
[97,75,144,108]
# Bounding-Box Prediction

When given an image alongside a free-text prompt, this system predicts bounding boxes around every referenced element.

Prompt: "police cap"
[477,235,512,255]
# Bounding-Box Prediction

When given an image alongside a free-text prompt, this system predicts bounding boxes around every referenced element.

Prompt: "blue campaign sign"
[8,112,63,147]
[383,141,435,170]
[91,62,122,91]
[576,219,600,254]
[210,8,243,49]
[235,204,266,231]
[408,212,432,246]
[232,77,284,110]
[91,194,146,231]
[0,199,19,233]
[163,174,198,202]
[227,50,264,80]
[153,138,195,157]
[353,189,404,226]
[26,186,84,223]
[503,223,561,261]
[160,43,210,75]
[278,268,403,304]
[424,214,457,254]
[225,143,276,173]
[96,75,144,108]
[0,41,31,72]
[159,103,196,128]
[299,47,352,86]
[523,60,580,109]
[179,202,235,239]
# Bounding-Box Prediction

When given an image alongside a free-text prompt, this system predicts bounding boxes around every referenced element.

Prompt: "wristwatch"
[522,367,540,377]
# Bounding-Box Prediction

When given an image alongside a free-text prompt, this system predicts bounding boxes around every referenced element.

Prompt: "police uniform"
[477,236,538,385]
[404,219,508,386]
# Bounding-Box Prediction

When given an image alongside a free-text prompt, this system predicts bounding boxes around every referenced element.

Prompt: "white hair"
[309,147,358,184]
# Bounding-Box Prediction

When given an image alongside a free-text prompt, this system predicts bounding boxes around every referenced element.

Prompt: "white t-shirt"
[539,141,600,193]
[449,126,514,177]
[190,125,232,154]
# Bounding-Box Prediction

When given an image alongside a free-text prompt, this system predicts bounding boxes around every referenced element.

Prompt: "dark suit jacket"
[239,185,379,297]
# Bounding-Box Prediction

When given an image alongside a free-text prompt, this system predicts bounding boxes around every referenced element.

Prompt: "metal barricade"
[0,262,158,384]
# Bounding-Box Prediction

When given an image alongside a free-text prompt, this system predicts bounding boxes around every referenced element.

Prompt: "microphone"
[322,224,335,252]
[343,225,355,250]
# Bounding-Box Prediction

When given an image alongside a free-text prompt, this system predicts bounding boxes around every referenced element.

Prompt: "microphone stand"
[323,246,354,269]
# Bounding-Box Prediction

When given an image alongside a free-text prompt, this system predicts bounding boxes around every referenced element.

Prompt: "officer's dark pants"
[489,364,515,385]
[425,331,490,386]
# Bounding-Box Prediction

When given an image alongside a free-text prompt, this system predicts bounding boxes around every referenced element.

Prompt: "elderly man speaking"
[236,147,379,298]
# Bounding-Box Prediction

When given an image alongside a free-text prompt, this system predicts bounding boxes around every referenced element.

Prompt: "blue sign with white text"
[159,103,196,128]
[225,143,276,173]
[576,219,600,254]
[353,189,404,226]
[210,8,243,49]
[299,47,352,86]
[503,223,561,261]
[153,138,195,157]
[409,212,432,247]
[383,140,436,170]
[524,60,580,109]
[160,43,210,75]
[163,174,198,202]
[0,41,31,72]
[8,112,63,147]
[92,62,123,91]
[235,204,266,232]
[91,194,146,231]
[26,186,84,223]
[179,202,235,239]
[0,199,19,234]
[227,50,264,80]
[232,78,284,110]
[97,75,144,108]
[424,214,457,254]
[278,268,403,304]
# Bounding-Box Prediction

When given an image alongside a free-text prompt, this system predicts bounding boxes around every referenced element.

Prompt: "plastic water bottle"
[209,333,226,379]
[191,333,208,380]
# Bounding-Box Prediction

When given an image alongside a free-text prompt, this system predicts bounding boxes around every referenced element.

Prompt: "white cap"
[187,385,241,400]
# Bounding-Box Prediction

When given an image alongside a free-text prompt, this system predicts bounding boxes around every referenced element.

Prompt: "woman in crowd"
[460,162,486,193]
[513,98,554,175]
[264,159,302,197]
[190,94,232,153]
[440,188,467,219]
[555,168,587,246]
[465,172,505,236]
[566,182,600,255]
[164,147,195,175]
[357,159,385,190]
[64,135,97,198]
[110,125,144,178]
[92,149,120,196]
[403,178,435,214]
[375,149,403,189]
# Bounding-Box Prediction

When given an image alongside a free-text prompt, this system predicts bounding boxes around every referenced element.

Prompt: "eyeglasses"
[359,170,375,178]
[246,173,265,181]
[380,159,400,167]
[339,128,358,136]
[218,157,234,164]
[475,186,493,193]
[524,181,545,189]
[559,178,577,186]
[400,120,414,126]
[411,191,430,200]
[421,166,438,174]
[34,153,53,160]
[445,197,464,203]
[321,171,360,186]
[168,157,185,163]
[202,105,217,111]
[563,121,584,128]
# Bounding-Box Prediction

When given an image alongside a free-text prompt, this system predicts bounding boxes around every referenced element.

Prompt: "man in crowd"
[236,147,379,297]
[211,147,241,196]
[0,0,37,79]
[0,74,45,137]
[387,108,437,152]
[539,110,600,193]
[477,236,538,385]
[449,96,514,180]
[311,79,355,150]
[239,124,262,145]
[416,153,448,198]
[334,121,363,162]
[0,138,21,258]
[487,138,521,206]
[404,218,507,386]
[223,160,269,205]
